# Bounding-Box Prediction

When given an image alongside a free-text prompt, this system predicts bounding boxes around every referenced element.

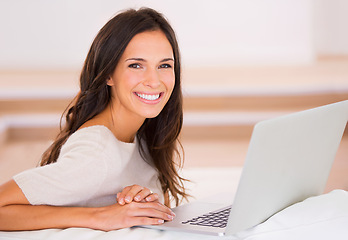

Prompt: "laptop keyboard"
[181,206,232,228]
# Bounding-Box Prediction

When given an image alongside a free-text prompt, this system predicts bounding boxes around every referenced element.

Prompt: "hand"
[93,201,175,231]
[117,185,159,205]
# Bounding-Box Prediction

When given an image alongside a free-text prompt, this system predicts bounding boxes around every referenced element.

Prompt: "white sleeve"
[13,136,109,207]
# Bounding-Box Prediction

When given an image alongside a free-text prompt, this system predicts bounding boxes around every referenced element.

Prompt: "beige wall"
[2,0,346,70]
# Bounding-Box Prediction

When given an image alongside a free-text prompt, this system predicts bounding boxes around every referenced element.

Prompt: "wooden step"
[1,91,347,116]
[184,92,348,111]
[1,110,347,144]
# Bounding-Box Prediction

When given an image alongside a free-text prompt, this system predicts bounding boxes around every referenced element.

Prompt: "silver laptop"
[141,100,348,236]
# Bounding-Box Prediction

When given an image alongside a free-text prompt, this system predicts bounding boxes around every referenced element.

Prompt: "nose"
[143,68,161,89]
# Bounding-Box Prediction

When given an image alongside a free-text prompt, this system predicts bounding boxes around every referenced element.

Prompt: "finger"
[129,205,173,221]
[137,202,175,217]
[133,217,165,226]
[117,186,133,205]
[116,192,126,205]
[122,185,145,204]
[133,205,175,221]
[145,193,159,202]
[133,188,154,202]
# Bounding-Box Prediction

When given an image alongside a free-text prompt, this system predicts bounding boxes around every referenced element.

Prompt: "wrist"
[79,207,104,230]
[58,206,102,230]
[84,206,113,231]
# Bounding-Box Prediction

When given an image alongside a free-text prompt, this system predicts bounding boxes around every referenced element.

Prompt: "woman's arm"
[0,180,175,231]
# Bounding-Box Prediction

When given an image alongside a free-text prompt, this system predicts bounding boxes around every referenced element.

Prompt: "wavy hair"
[40,8,188,206]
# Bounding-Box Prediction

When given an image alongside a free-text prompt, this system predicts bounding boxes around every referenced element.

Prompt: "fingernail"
[134,195,140,201]
[167,214,174,220]
[158,219,164,224]
[125,196,131,203]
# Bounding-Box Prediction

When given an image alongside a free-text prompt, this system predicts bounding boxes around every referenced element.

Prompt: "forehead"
[121,30,174,59]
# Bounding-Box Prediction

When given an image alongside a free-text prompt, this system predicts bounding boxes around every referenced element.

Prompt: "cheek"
[163,72,175,92]
[115,71,142,92]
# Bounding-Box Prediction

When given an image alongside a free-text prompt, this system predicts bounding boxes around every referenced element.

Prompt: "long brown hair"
[40,8,188,206]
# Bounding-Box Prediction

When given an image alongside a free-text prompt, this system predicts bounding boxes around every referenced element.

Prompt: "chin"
[141,110,163,119]
[144,113,161,119]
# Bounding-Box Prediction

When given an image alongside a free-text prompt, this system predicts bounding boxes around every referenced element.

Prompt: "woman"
[0,7,188,231]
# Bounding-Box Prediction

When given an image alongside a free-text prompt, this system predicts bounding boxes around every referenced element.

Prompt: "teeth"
[136,93,160,101]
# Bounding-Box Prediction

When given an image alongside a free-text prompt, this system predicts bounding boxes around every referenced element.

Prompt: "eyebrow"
[125,57,174,62]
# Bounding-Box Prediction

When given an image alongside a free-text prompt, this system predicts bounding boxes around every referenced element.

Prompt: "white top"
[13,125,164,207]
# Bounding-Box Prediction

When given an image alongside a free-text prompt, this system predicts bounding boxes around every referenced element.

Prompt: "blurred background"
[0,0,347,193]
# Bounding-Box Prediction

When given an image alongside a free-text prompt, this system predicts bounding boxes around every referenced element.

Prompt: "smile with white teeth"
[135,93,161,101]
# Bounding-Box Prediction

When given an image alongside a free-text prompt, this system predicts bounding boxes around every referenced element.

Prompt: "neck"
[103,103,145,143]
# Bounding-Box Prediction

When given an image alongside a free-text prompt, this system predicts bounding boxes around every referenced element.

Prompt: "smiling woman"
[0,7,188,231]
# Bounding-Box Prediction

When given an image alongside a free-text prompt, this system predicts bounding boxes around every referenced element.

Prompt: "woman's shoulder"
[60,125,115,156]
[60,125,136,159]
[71,125,113,138]
[68,125,114,143]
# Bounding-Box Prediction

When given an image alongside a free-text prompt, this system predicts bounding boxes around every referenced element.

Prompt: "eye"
[128,63,141,69]
[159,63,173,69]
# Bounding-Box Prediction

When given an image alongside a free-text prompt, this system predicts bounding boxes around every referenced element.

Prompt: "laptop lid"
[225,100,348,234]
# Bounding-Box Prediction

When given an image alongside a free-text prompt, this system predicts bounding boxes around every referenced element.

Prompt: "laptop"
[141,100,348,236]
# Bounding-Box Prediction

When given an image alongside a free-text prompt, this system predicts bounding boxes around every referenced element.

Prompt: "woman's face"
[107,30,175,121]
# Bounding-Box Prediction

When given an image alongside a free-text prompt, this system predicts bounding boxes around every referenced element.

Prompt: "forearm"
[0,179,175,231]
[0,204,96,231]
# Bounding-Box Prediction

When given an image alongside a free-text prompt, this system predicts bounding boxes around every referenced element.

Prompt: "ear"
[106,77,114,86]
